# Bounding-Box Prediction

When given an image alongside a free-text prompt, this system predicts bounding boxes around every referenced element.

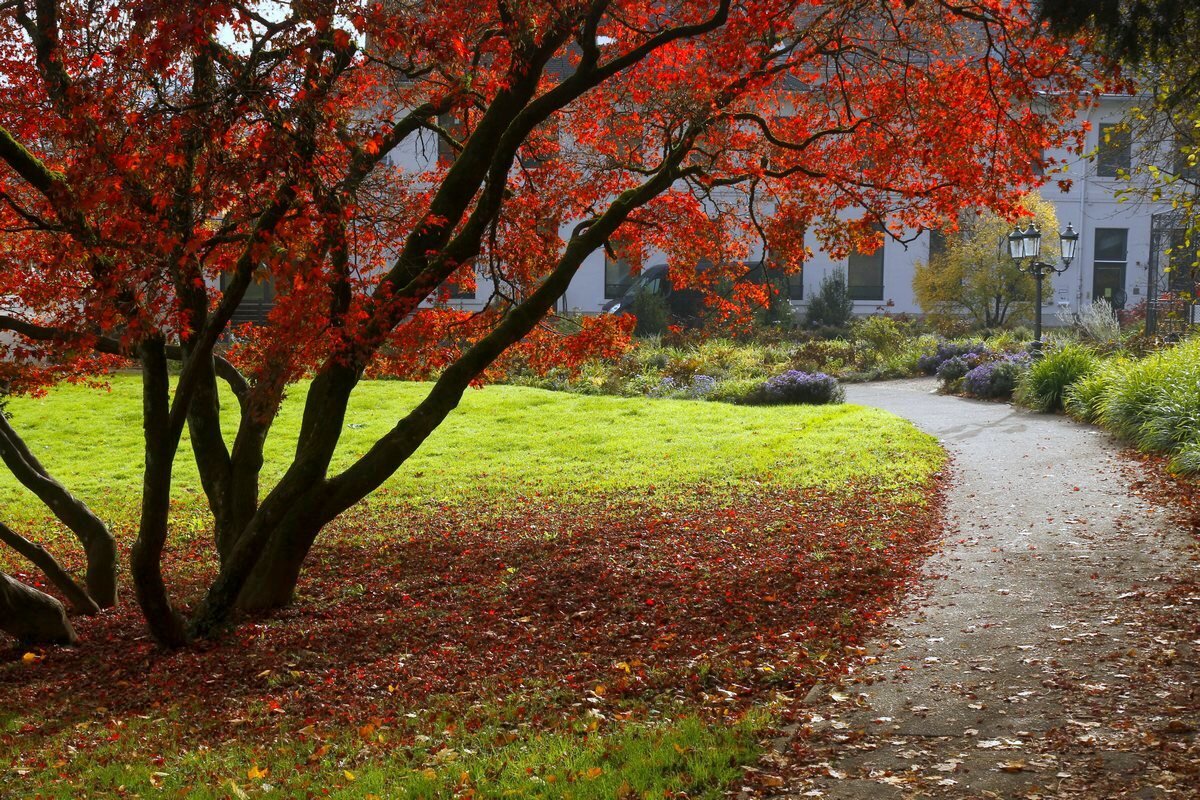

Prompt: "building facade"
[391,93,1195,327]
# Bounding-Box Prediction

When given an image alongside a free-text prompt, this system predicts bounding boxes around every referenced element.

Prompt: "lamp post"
[1007,221,1079,354]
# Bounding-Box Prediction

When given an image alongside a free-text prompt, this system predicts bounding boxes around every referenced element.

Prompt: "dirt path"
[777,379,1200,799]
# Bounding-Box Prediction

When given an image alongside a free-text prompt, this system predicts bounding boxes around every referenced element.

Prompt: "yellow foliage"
[913,193,1059,328]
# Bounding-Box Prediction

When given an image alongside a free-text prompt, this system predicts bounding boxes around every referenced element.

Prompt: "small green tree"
[631,288,671,336]
[914,194,1060,329]
[805,271,855,329]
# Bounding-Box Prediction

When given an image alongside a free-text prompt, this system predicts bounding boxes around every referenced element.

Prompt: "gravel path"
[776,378,1200,799]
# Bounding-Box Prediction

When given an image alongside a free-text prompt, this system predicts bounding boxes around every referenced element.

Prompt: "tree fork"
[232,157,694,617]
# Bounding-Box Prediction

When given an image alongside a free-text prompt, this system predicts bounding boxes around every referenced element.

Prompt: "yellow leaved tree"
[913,194,1060,330]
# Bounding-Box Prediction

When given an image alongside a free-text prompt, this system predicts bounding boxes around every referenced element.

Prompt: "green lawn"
[1,375,941,519]
[2,377,945,799]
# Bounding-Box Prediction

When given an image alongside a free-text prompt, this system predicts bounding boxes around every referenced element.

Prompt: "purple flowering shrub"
[935,353,983,383]
[650,374,718,399]
[752,370,844,405]
[962,353,1031,399]
[919,340,993,375]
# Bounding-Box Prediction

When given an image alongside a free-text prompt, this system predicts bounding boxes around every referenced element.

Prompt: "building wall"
[395,94,1170,323]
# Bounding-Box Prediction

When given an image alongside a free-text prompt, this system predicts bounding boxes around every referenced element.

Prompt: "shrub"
[1170,443,1200,476]
[1015,343,1099,412]
[918,340,990,375]
[805,272,855,329]
[789,338,857,374]
[631,289,670,336]
[708,377,763,404]
[806,324,852,341]
[852,315,906,357]
[963,354,1030,399]
[752,370,844,405]
[888,333,939,376]
[935,353,981,383]
[648,374,719,399]
[1057,298,1121,344]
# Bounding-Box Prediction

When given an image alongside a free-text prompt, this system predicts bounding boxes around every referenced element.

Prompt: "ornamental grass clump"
[1095,337,1200,473]
[1064,357,1130,423]
[755,370,845,405]
[1015,342,1099,412]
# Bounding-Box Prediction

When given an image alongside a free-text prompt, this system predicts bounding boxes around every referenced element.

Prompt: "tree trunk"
[0,571,78,645]
[131,341,189,648]
[0,413,118,607]
[235,518,323,613]
[0,521,99,615]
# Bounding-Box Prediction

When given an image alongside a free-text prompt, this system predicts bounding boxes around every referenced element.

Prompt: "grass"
[1,376,945,799]
[0,375,942,518]
[16,710,765,799]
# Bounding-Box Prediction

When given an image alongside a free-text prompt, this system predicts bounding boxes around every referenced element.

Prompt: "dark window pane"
[929,230,947,262]
[1031,149,1045,177]
[765,253,803,301]
[604,246,633,299]
[786,272,804,301]
[1094,228,1127,262]
[437,112,465,164]
[1092,264,1127,307]
[847,244,884,301]
[1167,229,1200,293]
[442,279,475,299]
[1093,228,1128,309]
[1097,124,1131,177]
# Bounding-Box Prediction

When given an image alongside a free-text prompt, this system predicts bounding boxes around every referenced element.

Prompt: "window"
[764,251,804,301]
[604,242,634,299]
[1030,148,1046,177]
[437,112,466,165]
[441,277,475,299]
[1092,228,1128,308]
[847,240,885,301]
[785,269,804,301]
[438,259,477,300]
[928,229,948,262]
[521,118,560,169]
[1096,123,1131,178]
[221,269,275,325]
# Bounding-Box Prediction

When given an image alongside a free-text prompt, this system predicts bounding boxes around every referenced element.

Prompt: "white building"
[389,92,1194,328]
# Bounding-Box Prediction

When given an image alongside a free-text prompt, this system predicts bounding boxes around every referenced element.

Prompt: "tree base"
[0,572,78,646]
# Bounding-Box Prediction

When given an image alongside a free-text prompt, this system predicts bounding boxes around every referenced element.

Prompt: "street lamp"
[1007,221,1078,353]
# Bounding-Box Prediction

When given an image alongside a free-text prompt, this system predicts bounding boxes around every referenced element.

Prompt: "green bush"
[1170,443,1200,475]
[1097,337,1200,458]
[708,377,764,404]
[788,338,857,374]
[805,272,854,329]
[852,315,906,357]
[1015,343,1099,412]
[890,333,940,375]
[631,289,670,336]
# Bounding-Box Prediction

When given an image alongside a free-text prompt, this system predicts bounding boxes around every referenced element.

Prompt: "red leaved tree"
[0,0,1087,646]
